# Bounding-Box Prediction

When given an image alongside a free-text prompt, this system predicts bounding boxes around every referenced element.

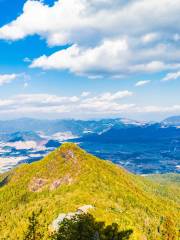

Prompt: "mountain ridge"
[163,116,180,125]
[0,118,150,135]
[0,143,179,239]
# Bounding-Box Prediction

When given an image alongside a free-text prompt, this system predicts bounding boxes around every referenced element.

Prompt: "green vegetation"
[23,211,133,240]
[51,213,133,240]
[0,143,179,239]
[147,173,180,186]
[23,210,43,240]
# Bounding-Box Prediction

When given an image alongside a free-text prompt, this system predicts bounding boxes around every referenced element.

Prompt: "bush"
[23,210,43,240]
[52,213,133,240]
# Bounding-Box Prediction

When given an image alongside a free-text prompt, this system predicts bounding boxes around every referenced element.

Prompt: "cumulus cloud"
[0,0,180,77]
[0,90,133,116]
[0,89,180,120]
[30,39,130,76]
[0,0,180,45]
[0,74,18,86]
[30,40,180,76]
[135,80,151,87]
[0,91,179,118]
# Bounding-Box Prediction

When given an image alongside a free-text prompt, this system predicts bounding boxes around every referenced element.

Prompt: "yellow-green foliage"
[0,143,179,240]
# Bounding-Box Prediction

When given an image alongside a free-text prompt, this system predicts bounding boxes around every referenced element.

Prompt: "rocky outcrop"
[77,205,94,213]
[50,175,73,190]
[50,205,94,232]
[29,178,48,192]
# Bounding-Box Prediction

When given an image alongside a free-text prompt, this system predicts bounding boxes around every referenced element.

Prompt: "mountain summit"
[0,143,179,239]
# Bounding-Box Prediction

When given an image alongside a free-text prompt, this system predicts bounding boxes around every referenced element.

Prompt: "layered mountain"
[1,118,180,174]
[0,116,178,136]
[0,143,179,239]
[0,118,144,135]
[163,116,180,126]
[78,123,180,143]
[77,123,180,174]
[0,131,43,142]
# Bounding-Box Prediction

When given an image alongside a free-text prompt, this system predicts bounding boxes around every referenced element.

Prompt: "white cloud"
[0,74,18,86]
[30,39,130,76]
[162,71,180,81]
[135,80,151,87]
[0,91,180,118]
[29,26,180,76]
[141,33,159,44]
[131,61,165,73]
[30,40,180,76]
[1,0,180,45]
[99,91,133,101]
[0,0,180,77]
[81,91,91,97]
[0,90,133,116]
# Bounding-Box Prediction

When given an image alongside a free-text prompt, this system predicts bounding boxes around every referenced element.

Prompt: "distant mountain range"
[78,123,180,143]
[0,117,148,135]
[0,116,180,174]
[0,116,179,135]
[163,116,180,126]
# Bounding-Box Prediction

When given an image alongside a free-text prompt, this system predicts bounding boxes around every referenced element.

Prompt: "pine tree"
[23,211,43,240]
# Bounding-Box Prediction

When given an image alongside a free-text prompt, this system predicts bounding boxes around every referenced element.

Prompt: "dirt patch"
[50,175,73,190]
[61,150,76,161]
[29,178,48,192]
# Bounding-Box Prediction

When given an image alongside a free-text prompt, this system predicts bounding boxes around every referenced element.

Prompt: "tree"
[52,213,133,240]
[23,210,43,240]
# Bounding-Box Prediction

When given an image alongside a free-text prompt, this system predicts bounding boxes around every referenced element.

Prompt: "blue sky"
[0,0,180,121]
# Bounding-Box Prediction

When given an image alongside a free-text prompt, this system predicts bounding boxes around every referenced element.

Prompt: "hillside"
[0,143,179,239]
[147,173,180,186]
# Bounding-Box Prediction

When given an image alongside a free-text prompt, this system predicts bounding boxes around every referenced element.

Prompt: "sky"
[0,0,180,121]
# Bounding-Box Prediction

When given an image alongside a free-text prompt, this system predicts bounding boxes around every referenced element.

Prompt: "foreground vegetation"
[0,143,179,239]
[24,211,133,240]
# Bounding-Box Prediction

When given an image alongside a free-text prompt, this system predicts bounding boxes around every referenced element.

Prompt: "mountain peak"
[0,144,179,239]
[59,142,83,153]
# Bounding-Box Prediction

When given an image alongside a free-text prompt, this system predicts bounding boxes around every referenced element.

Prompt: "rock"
[51,213,66,232]
[50,179,62,190]
[50,212,77,232]
[66,150,75,158]
[50,175,73,190]
[29,178,48,192]
[77,205,94,213]
[50,205,94,232]
[61,150,76,161]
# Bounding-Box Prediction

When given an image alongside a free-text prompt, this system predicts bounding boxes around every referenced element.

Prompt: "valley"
[0,117,180,175]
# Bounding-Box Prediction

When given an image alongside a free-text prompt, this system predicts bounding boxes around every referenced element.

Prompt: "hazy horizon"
[0,114,177,122]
